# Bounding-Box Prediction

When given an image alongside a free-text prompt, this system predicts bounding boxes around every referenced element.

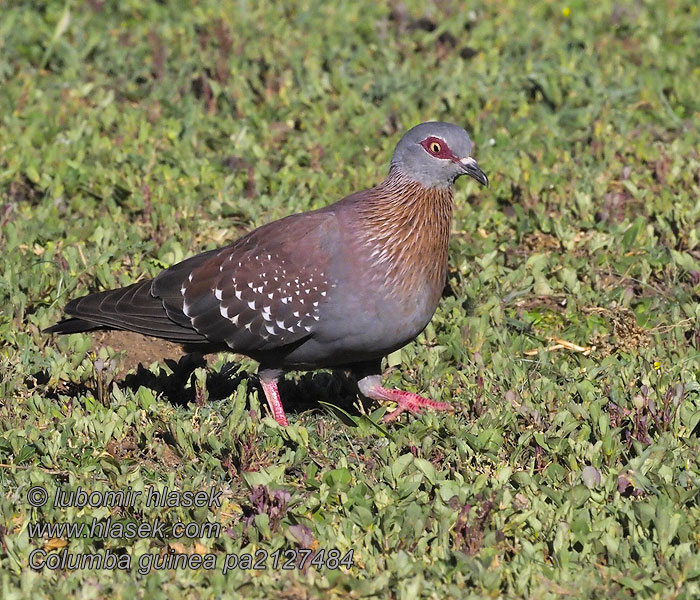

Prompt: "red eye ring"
[421,136,450,159]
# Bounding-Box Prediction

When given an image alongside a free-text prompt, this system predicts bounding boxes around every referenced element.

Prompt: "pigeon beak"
[459,156,489,187]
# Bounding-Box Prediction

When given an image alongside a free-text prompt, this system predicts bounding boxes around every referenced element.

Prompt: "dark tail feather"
[43,318,106,334]
[44,280,208,344]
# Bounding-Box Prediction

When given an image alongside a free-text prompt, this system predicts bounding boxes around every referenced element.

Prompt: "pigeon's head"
[390,122,488,189]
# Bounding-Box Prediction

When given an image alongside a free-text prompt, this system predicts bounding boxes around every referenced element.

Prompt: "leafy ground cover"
[1,1,699,598]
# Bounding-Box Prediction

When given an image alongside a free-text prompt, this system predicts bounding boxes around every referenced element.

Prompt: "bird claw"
[368,387,453,422]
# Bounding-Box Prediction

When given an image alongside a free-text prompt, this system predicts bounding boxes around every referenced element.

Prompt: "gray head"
[390,122,488,189]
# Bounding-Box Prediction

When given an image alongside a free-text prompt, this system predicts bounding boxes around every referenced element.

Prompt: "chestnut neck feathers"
[352,168,454,297]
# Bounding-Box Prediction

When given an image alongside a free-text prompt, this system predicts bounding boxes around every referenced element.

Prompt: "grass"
[1,0,699,598]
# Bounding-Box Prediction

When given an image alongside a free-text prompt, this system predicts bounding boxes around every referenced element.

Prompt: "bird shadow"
[121,354,362,419]
[276,369,361,418]
[36,352,363,422]
[122,354,241,407]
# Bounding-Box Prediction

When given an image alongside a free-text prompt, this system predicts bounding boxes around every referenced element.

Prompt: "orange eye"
[429,141,441,154]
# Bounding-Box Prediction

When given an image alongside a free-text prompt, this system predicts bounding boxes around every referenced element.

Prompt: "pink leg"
[260,378,289,426]
[358,376,453,422]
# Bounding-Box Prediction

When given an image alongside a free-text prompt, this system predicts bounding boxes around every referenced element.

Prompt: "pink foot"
[260,378,289,426]
[359,377,453,422]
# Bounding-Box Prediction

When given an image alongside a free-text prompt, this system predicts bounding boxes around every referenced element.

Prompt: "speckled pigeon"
[46,122,488,424]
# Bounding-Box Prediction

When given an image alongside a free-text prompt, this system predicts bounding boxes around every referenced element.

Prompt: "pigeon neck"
[354,169,454,298]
